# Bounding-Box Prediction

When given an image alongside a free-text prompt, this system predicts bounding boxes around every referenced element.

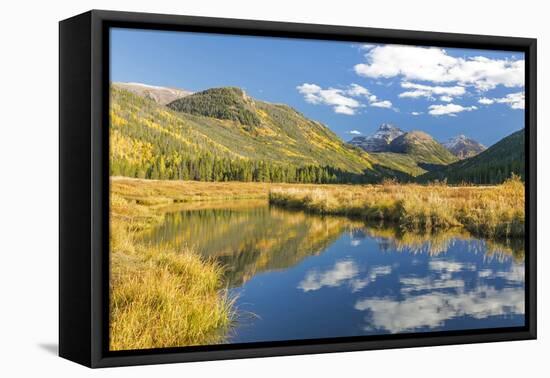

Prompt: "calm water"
[141,200,525,344]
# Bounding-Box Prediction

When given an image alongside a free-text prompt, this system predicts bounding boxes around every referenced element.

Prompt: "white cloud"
[371,100,393,108]
[411,111,422,116]
[359,44,376,51]
[355,285,524,333]
[399,81,466,101]
[495,92,524,110]
[429,260,476,273]
[353,254,525,333]
[478,97,495,105]
[480,265,525,283]
[477,92,524,110]
[399,276,465,293]
[297,260,358,292]
[297,83,392,114]
[348,130,362,135]
[428,103,478,116]
[296,83,361,115]
[440,95,453,102]
[297,261,392,293]
[354,45,524,91]
[347,83,371,97]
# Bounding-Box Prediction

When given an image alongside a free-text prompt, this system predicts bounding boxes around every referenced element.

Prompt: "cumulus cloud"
[348,130,362,135]
[349,265,392,292]
[354,45,524,91]
[478,92,524,110]
[371,100,393,108]
[297,261,392,293]
[428,103,478,116]
[355,258,525,333]
[296,83,392,114]
[478,97,495,105]
[297,260,358,292]
[429,260,476,273]
[411,111,422,116]
[355,285,524,333]
[399,81,466,101]
[296,83,361,115]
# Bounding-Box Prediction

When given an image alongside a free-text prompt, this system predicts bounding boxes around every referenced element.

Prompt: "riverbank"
[110,176,524,349]
[269,176,524,239]
[109,191,234,351]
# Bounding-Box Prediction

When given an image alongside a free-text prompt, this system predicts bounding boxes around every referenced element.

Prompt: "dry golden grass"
[111,176,345,206]
[111,176,272,205]
[109,192,235,351]
[269,176,524,238]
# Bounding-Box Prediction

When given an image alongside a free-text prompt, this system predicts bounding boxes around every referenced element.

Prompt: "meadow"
[109,176,524,350]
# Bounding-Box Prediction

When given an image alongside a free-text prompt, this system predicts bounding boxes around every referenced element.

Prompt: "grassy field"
[269,176,525,239]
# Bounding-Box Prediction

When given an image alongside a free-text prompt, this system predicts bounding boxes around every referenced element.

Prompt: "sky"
[110,28,525,147]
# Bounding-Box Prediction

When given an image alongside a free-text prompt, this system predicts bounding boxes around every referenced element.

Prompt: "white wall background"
[0,0,546,376]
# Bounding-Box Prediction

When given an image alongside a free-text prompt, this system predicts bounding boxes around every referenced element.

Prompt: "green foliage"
[418,129,525,184]
[167,87,261,126]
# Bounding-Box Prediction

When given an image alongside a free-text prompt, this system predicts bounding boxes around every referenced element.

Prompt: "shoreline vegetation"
[110,184,236,351]
[269,176,524,239]
[110,176,524,350]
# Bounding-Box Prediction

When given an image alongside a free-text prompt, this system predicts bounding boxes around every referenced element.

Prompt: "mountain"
[348,124,404,152]
[388,131,459,164]
[443,135,486,159]
[370,130,459,177]
[110,85,388,183]
[112,82,192,105]
[418,129,524,184]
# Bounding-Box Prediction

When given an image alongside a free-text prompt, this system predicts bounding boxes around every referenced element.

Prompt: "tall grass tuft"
[109,192,235,351]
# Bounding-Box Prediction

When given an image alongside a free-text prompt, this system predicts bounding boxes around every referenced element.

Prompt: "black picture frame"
[59,9,537,368]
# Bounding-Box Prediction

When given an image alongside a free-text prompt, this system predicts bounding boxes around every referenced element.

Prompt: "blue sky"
[111,28,525,147]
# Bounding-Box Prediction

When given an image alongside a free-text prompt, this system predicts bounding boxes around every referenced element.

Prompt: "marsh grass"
[110,192,235,351]
[269,175,524,239]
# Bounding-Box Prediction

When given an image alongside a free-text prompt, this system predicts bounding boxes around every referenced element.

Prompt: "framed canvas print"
[59,10,536,368]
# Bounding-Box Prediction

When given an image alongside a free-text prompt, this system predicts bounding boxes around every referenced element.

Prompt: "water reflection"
[142,200,525,343]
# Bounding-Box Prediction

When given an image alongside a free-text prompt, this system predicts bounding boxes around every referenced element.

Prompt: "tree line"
[111,152,373,184]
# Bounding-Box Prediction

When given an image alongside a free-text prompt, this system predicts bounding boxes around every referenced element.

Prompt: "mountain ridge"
[110,83,522,184]
[110,85,391,183]
[112,82,192,105]
[443,134,486,159]
[348,124,404,152]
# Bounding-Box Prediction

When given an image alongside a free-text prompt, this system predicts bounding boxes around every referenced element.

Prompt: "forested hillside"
[418,129,525,184]
[110,86,385,183]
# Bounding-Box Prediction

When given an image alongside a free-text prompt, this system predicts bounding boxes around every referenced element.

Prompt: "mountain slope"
[418,129,525,184]
[348,124,404,152]
[110,85,385,183]
[112,82,191,105]
[168,87,261,127]
[443,135,486,159]
[388,131,459,164]
[369,130,458,177]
